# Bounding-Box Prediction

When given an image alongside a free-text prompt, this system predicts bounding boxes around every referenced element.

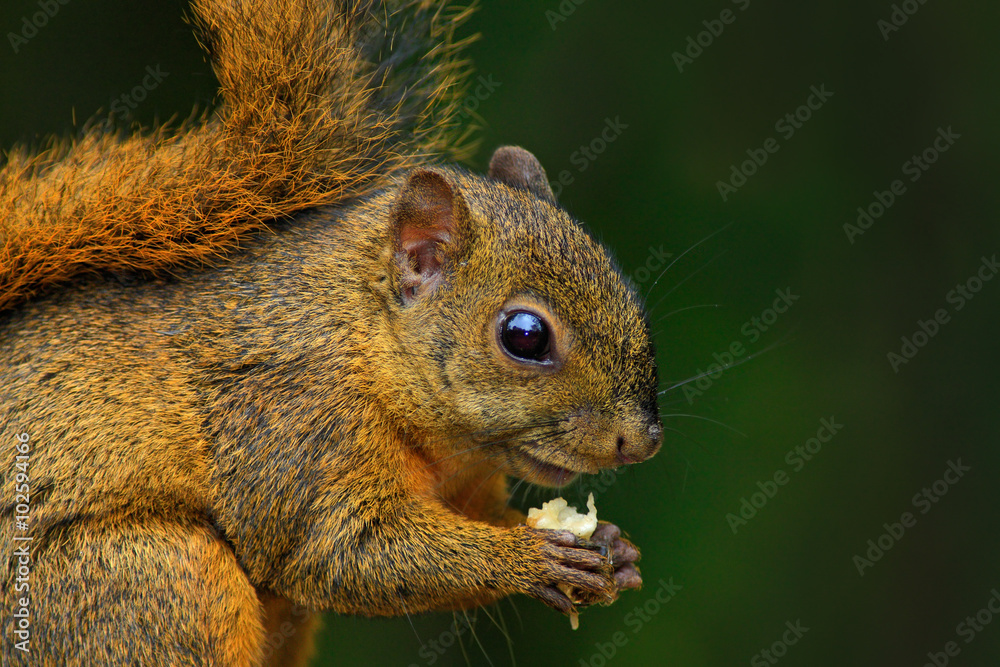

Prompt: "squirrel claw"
[522,527,617,612]
[533,585,577,615]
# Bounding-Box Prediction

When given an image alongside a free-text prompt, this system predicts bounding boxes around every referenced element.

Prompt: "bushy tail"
[0,0,476,311]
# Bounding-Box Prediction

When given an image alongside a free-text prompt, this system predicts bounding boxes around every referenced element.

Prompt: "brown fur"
[0,2,662,666]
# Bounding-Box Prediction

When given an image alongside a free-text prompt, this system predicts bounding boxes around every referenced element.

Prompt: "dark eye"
[500,311,550,361]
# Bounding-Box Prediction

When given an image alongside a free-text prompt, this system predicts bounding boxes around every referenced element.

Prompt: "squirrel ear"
[391,169,466,305]
[488,146,556,203]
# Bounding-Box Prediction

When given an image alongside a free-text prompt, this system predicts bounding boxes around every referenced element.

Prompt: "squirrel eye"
[500,311,550,362]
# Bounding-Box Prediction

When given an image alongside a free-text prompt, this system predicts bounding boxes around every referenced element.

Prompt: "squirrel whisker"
[644,221,734,304]
[660,413,747,437]
[647,250,730,318]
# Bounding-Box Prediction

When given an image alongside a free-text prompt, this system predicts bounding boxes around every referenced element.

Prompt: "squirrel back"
[0,0,475,312]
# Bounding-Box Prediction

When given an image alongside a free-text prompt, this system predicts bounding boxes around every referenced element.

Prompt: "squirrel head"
[374,146,661,487]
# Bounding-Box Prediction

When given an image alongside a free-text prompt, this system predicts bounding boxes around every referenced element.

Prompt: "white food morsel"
[526,493,600,630]
[526,493,598,539]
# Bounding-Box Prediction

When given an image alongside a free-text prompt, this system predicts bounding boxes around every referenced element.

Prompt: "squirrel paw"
[587,521,642,592]
[519,527,618,614]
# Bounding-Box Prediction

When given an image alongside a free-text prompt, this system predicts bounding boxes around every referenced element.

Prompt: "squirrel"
[0,0,663,665]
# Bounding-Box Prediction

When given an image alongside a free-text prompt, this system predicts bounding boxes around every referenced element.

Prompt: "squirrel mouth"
[514,448,579,488]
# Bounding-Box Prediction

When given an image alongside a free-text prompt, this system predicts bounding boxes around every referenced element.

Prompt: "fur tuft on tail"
[0,0,477,311]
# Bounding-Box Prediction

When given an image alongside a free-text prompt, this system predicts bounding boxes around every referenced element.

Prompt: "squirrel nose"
[616,422,663,464]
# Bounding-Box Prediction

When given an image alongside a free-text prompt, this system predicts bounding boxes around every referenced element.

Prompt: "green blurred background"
[2,1,998,665]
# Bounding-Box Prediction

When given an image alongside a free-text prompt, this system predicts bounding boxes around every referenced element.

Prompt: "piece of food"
[526,493,599,629]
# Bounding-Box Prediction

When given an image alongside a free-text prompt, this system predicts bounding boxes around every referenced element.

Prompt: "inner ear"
[488,146,556,203]
[392,169,464,304]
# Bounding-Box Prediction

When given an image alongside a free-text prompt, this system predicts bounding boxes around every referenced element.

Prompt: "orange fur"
[0,0,476,312]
